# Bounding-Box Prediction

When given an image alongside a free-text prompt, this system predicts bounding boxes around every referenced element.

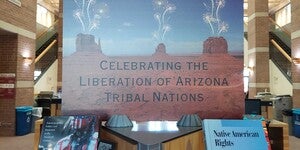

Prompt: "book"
[38,115,98,150]
[202,119,268,150]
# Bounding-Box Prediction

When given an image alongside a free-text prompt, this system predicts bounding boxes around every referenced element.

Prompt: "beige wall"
[244,38,249,67]
[269,60,293,96]
[34,60,58,96]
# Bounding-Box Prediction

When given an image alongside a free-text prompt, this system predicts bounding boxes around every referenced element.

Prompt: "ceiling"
[1,0,289,36]
[40,0,288,18]
[39,0,286,16]
[38,0,59,13]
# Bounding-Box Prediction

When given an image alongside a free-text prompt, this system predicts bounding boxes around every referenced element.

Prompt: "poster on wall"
[62,0,244,121]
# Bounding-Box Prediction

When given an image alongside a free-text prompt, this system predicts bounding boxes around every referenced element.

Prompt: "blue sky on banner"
[63,0,243,56]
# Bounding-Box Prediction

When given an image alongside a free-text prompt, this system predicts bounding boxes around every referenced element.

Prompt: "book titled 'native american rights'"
[202,119,268,150]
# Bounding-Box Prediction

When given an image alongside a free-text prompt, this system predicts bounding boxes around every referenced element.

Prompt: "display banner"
[63,0,244,121]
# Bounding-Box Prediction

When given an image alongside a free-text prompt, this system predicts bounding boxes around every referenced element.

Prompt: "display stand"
[100,121,204,150]
[34,119,288,150]
[34,119,204,150]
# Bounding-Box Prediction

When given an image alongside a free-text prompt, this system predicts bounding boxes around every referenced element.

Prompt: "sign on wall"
[63,0,244,121]
[0,73,15,99]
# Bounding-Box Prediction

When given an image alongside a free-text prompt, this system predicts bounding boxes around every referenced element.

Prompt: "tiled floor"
[0,133,300,150]
[289,136,300,150]
[0,133,34,150]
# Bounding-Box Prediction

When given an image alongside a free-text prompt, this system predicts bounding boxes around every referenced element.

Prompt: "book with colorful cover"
[38,115,98,150]
[202,119,268,150]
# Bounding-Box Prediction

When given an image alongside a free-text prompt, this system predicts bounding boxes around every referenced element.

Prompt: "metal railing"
[36,20,59,51]
[34,20,59,83]
[269,17,291,49]
[34,39,58,83]
[268,17,292,83]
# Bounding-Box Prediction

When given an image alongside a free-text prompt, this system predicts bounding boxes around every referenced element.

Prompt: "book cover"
[38,115,98,150]
[202,119,268,150]
[98,140,116,150]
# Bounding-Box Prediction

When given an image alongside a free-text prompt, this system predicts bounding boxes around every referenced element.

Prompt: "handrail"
[270,39,292,63]
[35,39,57,63]
[268,17,290,36]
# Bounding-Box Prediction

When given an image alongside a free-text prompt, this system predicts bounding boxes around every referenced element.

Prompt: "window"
[275,4,291,27]
[36,5,54,27]
[243,67,250,93]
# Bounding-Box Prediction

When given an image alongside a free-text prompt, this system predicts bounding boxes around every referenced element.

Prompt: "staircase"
[34,20,59,83]
[244,16,292,84]
[268,17,292,83]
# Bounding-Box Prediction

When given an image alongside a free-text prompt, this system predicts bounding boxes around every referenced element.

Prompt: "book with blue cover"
[202,119,268,150]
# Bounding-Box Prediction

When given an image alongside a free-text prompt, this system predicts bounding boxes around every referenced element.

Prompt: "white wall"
[34,60,58,96]
[269,60,293,96]
[244,37,248,67]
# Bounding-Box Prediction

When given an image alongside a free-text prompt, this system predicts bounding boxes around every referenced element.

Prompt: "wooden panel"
[34,119,43,150]
[261,106,274,120]
[50,104,56,116]
[56,104,61,115]
[162,130,205,150]
[268,120,289,150]
[267,106,274,119]
[100,128,137,150]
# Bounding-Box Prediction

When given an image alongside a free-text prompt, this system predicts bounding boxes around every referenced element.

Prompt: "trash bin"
[272,95,293,121]
[31,107,43,132]
[282,109,293,135]
[16,106,32,136]
[292,108,300,138]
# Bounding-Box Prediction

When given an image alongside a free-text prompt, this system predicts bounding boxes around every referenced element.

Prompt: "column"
[291,0,300,107]
[57,0,63,92]
[247,0,270,98]
[0,0,36,136]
